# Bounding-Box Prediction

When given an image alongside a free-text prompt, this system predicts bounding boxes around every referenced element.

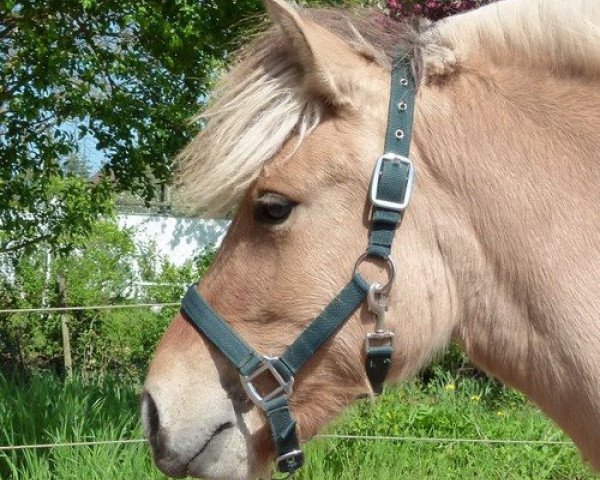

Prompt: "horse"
[141,0,600,477]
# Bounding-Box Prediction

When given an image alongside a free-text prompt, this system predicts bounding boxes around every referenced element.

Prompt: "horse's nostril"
[142,392,160,446]
[141,392,187,477]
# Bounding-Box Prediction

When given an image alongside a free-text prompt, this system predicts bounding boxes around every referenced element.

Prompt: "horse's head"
[142,1,455,478]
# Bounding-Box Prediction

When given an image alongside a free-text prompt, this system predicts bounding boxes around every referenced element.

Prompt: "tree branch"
[0,23,17,40]
[0,235,51,254]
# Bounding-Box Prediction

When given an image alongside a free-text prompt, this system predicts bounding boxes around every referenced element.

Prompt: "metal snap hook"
[367,283,388,329]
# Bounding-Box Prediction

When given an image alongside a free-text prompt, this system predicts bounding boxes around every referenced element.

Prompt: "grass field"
[0,371,596,480]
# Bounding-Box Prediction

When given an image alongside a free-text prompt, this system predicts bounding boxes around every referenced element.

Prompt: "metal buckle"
[365,331,395,350]
[276,449,304,474]
[240,356,294,410]
[369,153,415,212]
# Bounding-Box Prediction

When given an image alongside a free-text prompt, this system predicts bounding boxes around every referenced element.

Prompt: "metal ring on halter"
[353,253,396,296]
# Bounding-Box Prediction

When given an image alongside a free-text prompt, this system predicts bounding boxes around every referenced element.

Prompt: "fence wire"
[0,305,575,454]
[0,302,180,314]
[0,435,573,452]
[0,439,146,451]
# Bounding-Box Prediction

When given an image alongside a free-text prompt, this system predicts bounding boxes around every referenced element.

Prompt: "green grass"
[0,372,596,480]
[299,378,595,480]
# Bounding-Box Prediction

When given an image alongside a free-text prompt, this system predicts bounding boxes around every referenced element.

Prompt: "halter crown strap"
[367,49,416,259]
[179,47,416,475]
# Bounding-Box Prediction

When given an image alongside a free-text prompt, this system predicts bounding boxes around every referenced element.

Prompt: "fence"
[0,300,183,376]
[0,302,180,314]
[0,302,577,457]
[0,435,574,453]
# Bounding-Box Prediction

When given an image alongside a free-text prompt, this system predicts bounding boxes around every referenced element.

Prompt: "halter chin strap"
[180,48,416,475]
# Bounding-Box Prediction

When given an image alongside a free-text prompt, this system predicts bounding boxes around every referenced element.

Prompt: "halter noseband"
[180,49,416,475]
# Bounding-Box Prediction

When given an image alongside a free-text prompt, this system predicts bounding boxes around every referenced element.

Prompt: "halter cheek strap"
[363,50,416,393]
[180,48,416,475]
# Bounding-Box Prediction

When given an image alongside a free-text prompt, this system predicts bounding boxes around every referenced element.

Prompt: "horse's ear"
[263,0,369,106]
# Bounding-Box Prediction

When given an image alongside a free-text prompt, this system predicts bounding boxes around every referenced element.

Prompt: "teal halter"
[180,49,416,475]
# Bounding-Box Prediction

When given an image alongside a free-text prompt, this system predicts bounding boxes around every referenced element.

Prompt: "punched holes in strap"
[366,51,415,259]
[364,50,416,393]
[178,46,417,476]
[384,50,416,156]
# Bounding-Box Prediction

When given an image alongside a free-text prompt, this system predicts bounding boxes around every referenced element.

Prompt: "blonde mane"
[176,0,600,217]
[175,29,323,217]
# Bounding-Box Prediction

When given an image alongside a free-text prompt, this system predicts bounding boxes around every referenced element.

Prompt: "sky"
[81,135,105,175]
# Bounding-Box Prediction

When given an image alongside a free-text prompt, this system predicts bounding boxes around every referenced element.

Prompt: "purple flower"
[387,0,493,21]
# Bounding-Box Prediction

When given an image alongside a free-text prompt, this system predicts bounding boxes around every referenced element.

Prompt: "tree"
[62,152,90,178]
[0,0,487,256]
[0,0,264,255]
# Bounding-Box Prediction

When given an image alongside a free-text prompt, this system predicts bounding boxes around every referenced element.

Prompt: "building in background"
[90,169,229,268]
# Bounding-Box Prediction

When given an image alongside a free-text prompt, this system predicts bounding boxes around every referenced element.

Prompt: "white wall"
[117,213,229,267]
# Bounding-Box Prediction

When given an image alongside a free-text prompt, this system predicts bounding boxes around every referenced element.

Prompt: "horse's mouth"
[185,422,235,476]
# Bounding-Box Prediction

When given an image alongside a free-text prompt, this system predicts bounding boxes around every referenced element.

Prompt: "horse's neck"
[418,66,600,465]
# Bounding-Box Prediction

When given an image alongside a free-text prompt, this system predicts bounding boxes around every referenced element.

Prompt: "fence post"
[58,274,73,378]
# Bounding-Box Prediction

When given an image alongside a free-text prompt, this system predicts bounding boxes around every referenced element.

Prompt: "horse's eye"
[254,193,296,225]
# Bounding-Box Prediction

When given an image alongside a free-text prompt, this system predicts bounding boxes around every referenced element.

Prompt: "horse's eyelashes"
[253,194,296,225]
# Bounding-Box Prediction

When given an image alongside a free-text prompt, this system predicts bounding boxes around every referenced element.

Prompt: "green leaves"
[0,217,215,375]
[0,174,114,256]
[0,0,264,256]
[2,0,385,256]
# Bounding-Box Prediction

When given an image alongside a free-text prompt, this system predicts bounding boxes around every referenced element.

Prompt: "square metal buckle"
[365,331,395,350]
[369,153,415,212]
[240,356,294,410]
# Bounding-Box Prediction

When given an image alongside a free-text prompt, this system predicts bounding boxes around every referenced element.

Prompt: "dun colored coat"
[142,0,600,478]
